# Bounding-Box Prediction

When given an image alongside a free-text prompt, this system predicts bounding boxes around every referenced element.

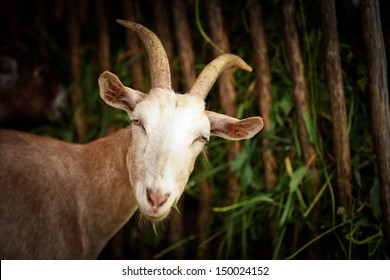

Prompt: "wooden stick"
[248,0,277,191]
[321,0,352,212]
[67,0,87,141]
[361,0,390,243]
[152,0,178,90]
[173,0,197,91]
[282,0,322,258]
[206,0,240,199]
[122,0,147,92]
[248,0,278,258]
[95,0,111,72]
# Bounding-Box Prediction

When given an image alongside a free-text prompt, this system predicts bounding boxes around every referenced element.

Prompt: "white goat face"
[98,20,263,222]
[99,73,262,221]
[128,89,210,221]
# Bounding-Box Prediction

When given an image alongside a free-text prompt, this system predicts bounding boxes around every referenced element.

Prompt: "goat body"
[0,128,136,259]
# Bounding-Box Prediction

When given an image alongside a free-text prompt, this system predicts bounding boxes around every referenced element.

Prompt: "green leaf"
[279,192,293,227]
[212,194,274,212]
[289,166,306,193]
[172,201,181,214]
[370,179,382,221]
[302,110,315,144]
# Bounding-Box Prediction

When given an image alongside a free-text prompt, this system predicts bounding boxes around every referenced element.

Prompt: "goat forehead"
[136,90,207,125]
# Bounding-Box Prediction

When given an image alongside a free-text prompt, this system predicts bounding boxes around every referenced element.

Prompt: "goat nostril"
[157,199,166,208]
[146,188,153,205]
[146,188,170,210]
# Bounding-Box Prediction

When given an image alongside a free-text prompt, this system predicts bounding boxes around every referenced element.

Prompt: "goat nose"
[146,188,170,213]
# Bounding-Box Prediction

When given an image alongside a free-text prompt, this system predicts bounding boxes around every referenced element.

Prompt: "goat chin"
[136,209,172,232]
[140,210,170,223]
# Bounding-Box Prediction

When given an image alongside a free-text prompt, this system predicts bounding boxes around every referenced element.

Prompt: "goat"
[0,20,263,259]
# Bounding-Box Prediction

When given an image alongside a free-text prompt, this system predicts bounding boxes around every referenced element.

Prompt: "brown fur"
[0,128,136,259]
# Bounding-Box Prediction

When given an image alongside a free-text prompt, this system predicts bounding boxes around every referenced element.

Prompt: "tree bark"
[321,0,353,213]
[122,0,147,92]
[248,0,277,258]
[248,0,277,191]
[152,0,178,90]
[282,0,322,258]
[52,0,65,21]
[173,0,197,91]
[361,0,390,243]
[206,0,240,199]
[95,0,111,72]
[283,0,317,167]
[197,172,213,259]
[67,0,87,141]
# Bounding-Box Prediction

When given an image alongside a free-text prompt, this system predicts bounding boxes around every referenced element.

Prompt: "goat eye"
[131,118,145,131]
[132,119,141,126]
[195,135,209,144]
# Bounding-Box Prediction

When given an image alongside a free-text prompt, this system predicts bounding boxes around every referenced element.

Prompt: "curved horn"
[189,54,252,100]
[117,19,171,90]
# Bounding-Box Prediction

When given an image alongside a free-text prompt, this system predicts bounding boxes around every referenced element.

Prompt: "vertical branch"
[248,0,277,257]
[67,0,87,141]
[361,0,390,242]
[52,0,65,21]
[122,0,147,92]
[173,0,197,90]
[206,0,240,199]
[196,177,213,259]
[205,0,235,115]
[321,0,352,213]
[95,0,111,72]
[248,0,277,191]
[282,0,322,257]
[78,0,89,26]
[282,0,317,166]
[152,0,178,90]
[96,0,114,136]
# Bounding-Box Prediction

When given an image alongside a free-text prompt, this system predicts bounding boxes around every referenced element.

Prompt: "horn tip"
[116,19,134,28]
[240,59,253,72]
[231,55,252,72]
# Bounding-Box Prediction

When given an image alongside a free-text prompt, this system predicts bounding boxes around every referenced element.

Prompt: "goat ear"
[206,111,264,140]
[98,71,147,114]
